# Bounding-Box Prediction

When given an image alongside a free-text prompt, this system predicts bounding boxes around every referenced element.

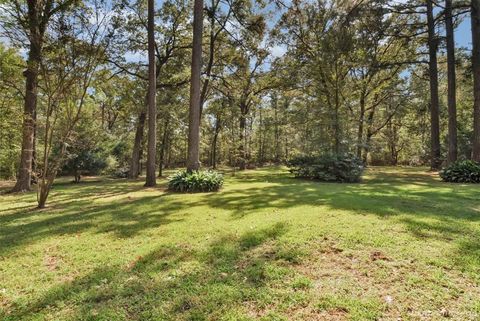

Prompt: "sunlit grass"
[0,167,479,320]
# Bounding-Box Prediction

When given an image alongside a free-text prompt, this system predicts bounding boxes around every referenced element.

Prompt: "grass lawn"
[0,167,479,321]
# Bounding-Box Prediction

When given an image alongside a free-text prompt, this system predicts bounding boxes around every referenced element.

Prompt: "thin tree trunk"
[472,0,480,161]
[238,111,247,170]
[357,93,366,159]
[129,109,146,179]
[211,115,221,169]
[363,133,373,165]
[145,0,157,186]
[333,62,341,155]
[273,96,280,162]
[258,107,264,164]
[187,0,204,172]
[363,109,375,165]
[426,0,442,169]
[446,0,458,164]
[158,117,170,177]
[12,3,42,192]
[31,107,37,184]
[199,0,216,116]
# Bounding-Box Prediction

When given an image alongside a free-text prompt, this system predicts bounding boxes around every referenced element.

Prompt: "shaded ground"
[0,167,479,320]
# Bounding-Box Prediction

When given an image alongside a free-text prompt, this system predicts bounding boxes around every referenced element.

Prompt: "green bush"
[439,160,480,183]
[287,154,364,183]
[62,147,107,183]
[168,170,224,192]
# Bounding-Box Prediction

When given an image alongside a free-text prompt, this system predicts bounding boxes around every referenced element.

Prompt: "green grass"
[0,167,479,320]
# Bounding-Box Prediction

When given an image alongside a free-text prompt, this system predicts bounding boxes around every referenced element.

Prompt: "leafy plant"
[287,154,364,183]
[168,170,224,192]
[439,160,480,183]
[62,147,107,183]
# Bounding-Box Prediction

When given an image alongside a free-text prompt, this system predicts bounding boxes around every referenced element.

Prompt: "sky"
[457,18,472,49]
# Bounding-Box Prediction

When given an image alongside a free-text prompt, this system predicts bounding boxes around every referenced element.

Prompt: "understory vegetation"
[168,170,224,192]
[1,167,479,321]
[288,155,364,183]
[439,160,480,183]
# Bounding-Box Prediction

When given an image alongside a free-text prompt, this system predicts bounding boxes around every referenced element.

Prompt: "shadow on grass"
[1,167,479,276]
[198,167,480,274]
[3,223,291,320]
[0,189,184,255]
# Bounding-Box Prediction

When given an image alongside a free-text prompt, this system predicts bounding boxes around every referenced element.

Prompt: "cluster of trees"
[1,0,480,206]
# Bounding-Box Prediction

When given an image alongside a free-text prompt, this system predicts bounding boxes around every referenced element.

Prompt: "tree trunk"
[211,116,221,169]
[31,106,38,185]
[74,170,81,183]
[199,0,216,117]
[472,0,480,161]
[333,62,341,155]
[258,107,264,164]
[357,93,366,159]
[158,117,170,177]
[446,0,458,164]
[187,0,204,172]
[426,0,442,169]
[37,179,51,209]
[129,109,146,179]
[362,104,376,165]
[145,0,157,186]
[363,133,373,165]
[238,112,247,170]
[12,3,42,192]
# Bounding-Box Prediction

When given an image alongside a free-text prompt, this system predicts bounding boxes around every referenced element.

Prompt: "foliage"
[288,154,364,182]
[0,44,23,179]
[110,166,130,179]
[439,160,480,183]
[168,170,224,192]
[62,147,107,183]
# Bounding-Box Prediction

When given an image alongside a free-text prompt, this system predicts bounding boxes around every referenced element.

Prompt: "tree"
[426,0,442,169]
[445,0,457,164]
[129,108,146,178]
[1,0,76,192]
[186,0,204,172]
[35,1,111,208]
[472,0,480,161]
[109,0,191,178]
[145,0,157,186]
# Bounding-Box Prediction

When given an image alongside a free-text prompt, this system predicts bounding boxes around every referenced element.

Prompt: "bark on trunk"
[426,0,442,169]
[12,3,42,192]
[357,93,366,159]
[129,109,146,179]
[273,97,280,163]
[211,116,221,169]
[446,0,458,164]
[238,113,247,170]
[199,0,216,117]
[363,133,373,165]
[158,117,170,177]
[472,0,480,161]
[187,0,204,172]
[145,0,157,186]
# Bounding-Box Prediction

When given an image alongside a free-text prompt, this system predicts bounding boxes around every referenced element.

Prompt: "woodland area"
[1,0,480,201]
[1,0,480,320]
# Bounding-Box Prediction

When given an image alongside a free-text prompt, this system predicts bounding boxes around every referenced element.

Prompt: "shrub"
[439,160,480,183]
[110,166,130,179]
[168,170,224,192]
[287,154,364,183]
[62,148,107,183]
